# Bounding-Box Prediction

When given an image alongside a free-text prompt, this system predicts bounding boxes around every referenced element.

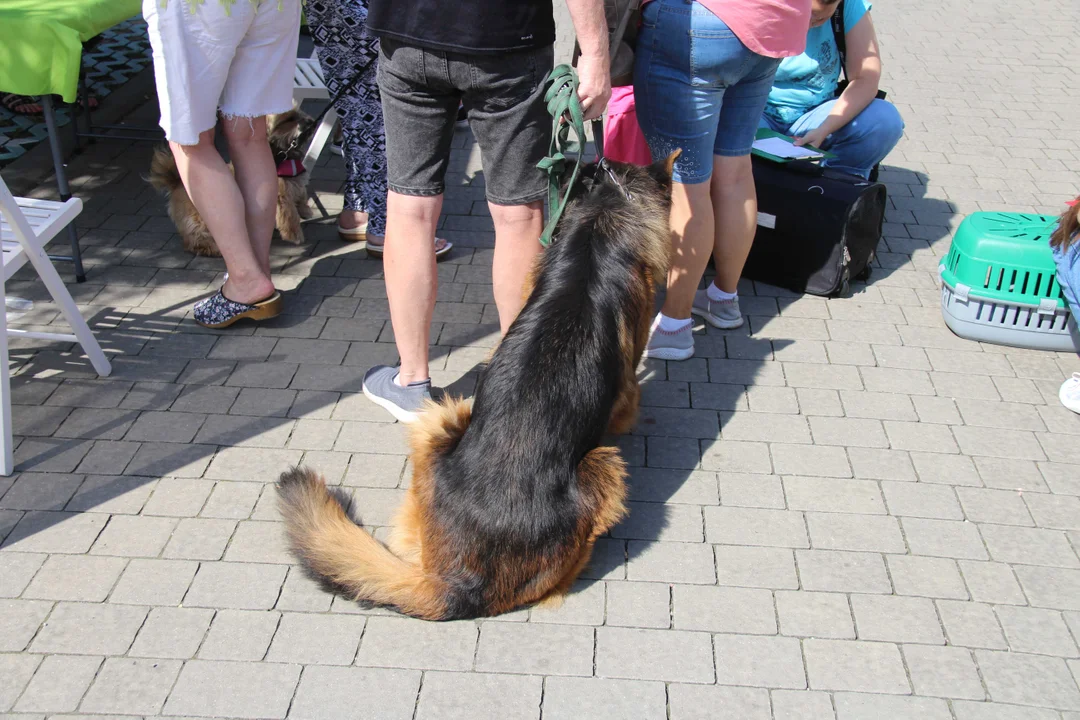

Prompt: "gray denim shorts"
[376,38,554,206]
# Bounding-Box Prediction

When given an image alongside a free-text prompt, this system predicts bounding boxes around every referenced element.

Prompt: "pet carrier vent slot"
[939,211,1078,351]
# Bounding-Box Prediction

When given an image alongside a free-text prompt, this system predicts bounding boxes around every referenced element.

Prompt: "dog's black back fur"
[430,161,672,617]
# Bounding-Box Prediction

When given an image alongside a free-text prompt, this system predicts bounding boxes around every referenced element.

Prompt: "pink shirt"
[698,0,811,58]
[603,87,652,166]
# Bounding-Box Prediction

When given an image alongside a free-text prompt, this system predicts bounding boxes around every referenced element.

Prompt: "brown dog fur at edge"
[277,151,680,620]
[147,110,313,257]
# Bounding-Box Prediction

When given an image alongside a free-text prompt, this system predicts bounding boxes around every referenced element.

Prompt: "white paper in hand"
[752,136,825,160]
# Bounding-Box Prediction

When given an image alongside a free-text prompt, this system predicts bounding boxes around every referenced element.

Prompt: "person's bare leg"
[659,180,714,320]
[360,211,447,250]
[384,191,440,384]
[489,199,543,333]
[223,115,277,279]
[708,154,756,294]
[170,128,274,304]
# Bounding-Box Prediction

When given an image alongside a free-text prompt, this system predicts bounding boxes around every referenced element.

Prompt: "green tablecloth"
[0,0,142,103]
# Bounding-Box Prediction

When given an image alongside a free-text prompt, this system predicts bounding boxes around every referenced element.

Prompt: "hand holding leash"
[537,64,594,247]
[574,51,611,121]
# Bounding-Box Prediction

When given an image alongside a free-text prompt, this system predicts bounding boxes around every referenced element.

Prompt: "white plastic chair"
[0,175,112,476]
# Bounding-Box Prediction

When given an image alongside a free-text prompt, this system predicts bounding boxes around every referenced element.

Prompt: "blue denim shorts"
[633,0,781,184]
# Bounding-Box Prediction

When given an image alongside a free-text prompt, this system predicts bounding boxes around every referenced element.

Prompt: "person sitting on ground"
[1052,197,1080,415]
[358,0,611,422]
[760,0,903,180]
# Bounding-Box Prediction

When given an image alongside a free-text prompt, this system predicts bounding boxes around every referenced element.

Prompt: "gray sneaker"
[644,318,695,361]
[362,365,433,423]
[691,289,744,329]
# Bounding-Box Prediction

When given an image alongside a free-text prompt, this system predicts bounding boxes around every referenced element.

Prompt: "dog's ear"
[645,149,682,188]
[660,149,682,178]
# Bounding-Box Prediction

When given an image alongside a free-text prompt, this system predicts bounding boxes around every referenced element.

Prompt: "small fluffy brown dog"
[148,110,314,257]
[276,151,680,620]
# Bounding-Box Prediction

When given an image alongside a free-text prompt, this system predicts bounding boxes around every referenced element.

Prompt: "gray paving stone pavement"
[0,0,1079,717]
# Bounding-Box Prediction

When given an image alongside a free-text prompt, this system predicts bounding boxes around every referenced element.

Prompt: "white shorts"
[144,0,302,145]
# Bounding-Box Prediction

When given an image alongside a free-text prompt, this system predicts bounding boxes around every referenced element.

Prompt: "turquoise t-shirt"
[764,0,871,127]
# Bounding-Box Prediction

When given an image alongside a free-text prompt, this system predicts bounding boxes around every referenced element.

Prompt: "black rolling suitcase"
[742,156,887,297]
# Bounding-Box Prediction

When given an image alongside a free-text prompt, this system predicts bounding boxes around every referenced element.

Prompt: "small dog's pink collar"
[277,159,306,178]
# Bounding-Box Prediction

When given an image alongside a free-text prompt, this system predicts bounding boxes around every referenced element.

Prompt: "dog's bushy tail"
[148,147,182,195]
[276,466,451,620]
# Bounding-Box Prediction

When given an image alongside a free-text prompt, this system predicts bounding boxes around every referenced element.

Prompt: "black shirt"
[366,0,556,54]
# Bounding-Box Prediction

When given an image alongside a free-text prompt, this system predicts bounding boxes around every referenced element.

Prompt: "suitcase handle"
[785,160,825,177]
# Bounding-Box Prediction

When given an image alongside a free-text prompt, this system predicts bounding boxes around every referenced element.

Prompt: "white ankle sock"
[655,313,692,332]
[393,372,407,388]
[707,283,738,302]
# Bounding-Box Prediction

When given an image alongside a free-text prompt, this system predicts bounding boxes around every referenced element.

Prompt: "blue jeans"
[634,0,781,184]
[760,98,905,179]
[1053,237,1080,312]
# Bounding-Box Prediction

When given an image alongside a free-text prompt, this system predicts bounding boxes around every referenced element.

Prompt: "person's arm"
[565,0,611,120]
[794,11,882,147]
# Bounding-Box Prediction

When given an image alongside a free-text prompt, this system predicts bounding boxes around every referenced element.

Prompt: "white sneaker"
[690,289,744,329]
[644,316,695,361]
[1061,373,1080,415]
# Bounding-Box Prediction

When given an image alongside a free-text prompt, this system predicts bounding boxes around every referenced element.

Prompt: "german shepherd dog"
[276,150,680,620]
[148,109,314,257]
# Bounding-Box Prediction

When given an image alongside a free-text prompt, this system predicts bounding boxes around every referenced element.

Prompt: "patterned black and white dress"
[304,0,387,236]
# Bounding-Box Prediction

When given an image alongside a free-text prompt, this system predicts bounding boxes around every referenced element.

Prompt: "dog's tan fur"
[148,110,313,257]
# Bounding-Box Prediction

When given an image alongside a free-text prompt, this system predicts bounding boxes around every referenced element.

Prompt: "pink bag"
[603,86,652,166]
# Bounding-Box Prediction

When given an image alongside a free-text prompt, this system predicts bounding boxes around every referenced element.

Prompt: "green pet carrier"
[939,212,1080,352]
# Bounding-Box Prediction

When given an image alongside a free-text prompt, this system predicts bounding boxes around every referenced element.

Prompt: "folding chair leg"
[309,190,330,220]
[41,95,87,283]
[302,106,338,173]
[0,291,13,476]
[22,239,111,378]
[300,106,338,221]
[80,65,94,145]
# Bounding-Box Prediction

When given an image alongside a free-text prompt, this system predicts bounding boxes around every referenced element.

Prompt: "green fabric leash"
[537,64,600,248]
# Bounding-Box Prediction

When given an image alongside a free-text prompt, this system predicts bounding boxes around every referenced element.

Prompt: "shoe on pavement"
[1061,373,1080,415]
[644,318,694,361]
[690,289,743,329]
[362,365,433,423]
